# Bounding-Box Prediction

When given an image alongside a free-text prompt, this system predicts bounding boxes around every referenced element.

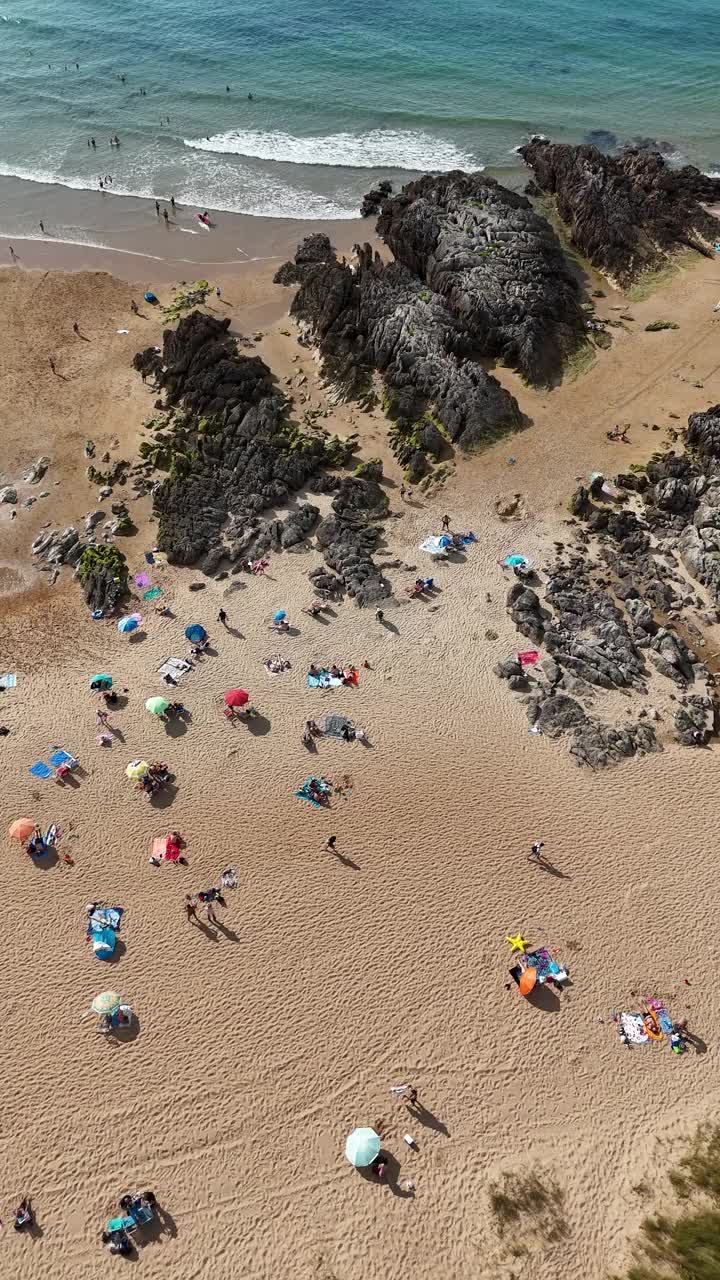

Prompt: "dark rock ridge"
[498,408,720,765]
[519,138,720,285]
[280,237,522,453]
[359,179,393,218]
[131,311,391,604]
[375,171,588,386]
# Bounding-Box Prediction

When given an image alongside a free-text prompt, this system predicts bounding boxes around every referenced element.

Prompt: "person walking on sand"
[206,901,219,925]
[170,196,175,210]
[49,356,56,374]
[130,299,139,314]
[72,321,80,335]
[441,514,451,531]
[375,608,384,624]
[155,199,160,216]
[9,245,15,260]
[218,608,228,626]
[324,836,337,853]
[163,207,169,223]
[185,895,198,923]
[400,484,407,501]
[529,840,545,861]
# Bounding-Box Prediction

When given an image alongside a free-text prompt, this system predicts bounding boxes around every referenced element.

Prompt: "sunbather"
[13,1198,33,1231]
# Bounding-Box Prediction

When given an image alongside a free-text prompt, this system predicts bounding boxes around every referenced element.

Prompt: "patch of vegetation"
[616,1126,720,1280]
[353,457,383,480]
[628,462,647,474]
[78,544,128,587]
[562,339,596,383]
[160,281,212,321]
[86,459,129,486]
[645,319,679,332]
[489,1170,568,1246]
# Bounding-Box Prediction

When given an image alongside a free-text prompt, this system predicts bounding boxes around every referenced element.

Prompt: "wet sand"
[1,242,720,1280]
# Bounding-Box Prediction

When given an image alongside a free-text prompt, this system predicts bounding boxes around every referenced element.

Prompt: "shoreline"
[0,175,370,283]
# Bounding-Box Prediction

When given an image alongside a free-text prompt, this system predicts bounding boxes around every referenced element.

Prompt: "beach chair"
[48,749,78,780]
[29,761,53,779]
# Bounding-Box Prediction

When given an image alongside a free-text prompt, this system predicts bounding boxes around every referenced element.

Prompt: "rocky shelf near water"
[276,172,602,477]
[131,311,392,605]
[519,138,720,286]
[496,406,720,766]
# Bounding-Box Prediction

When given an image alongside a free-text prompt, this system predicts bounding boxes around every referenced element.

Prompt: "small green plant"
[78,544,128,586]
[160,280,211,321]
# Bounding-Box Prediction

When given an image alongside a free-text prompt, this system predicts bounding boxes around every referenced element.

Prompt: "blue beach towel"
[48,749,76,769]
[29,761,53,779]
[294,777,331,807]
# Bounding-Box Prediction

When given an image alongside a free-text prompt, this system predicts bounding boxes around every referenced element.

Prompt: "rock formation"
[375,171,588,386]
[497,406,720,764]
[519,138,720,285]
[276,171,598,467]
[131,311,391,604]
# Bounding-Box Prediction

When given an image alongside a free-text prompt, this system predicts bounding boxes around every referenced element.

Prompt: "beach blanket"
[518,650,540,666]
[620,1013,649,1044]
[29,761,53,779]
[294,777,331,807]
[89,907,123,931]
[307,668,358,689]
[323,714,354,738]
[656,1007,674,1035]
[0,674,17,688]
[158,657,192,684]
[221,867,238,889]
[420,536,451,556]
[152,836,181,862]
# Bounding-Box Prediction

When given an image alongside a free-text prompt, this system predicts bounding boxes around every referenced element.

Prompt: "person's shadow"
[224,625,244,639]
[407,1101,450,1137]
[684,1029,707,1054]
[532,855,572,880]
[379,618,399,635]
[331,850,361,871]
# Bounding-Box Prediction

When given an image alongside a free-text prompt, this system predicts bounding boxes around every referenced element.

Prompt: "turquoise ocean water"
[0,0,718,221]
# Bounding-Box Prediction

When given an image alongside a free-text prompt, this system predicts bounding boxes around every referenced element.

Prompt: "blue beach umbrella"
[118,615,141,634]
[90,674,112,690]
[273,610,286,623]
[185,624,207,644]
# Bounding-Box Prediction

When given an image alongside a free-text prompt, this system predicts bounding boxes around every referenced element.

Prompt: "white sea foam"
[184,127,477,171]
[0,161,358,219]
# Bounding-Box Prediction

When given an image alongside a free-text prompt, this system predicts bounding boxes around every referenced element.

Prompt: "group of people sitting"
[406,576,435,598]
[265,655,291,674]
[137,762,170,795]
[307,663,358,685]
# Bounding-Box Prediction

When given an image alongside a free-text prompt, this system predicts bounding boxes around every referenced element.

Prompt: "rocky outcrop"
[282,240,522,453]
[376,171,588,386]
[132,312,390,602]
[519,138,720,285]
[360,180,393,218]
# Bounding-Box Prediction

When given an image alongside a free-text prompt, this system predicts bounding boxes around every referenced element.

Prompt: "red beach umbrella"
[224,689,249,708]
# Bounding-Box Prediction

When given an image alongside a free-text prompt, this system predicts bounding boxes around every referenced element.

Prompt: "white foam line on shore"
[0,232,167,260]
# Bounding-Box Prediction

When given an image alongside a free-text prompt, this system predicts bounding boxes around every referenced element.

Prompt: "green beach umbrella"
[92,990,122,1016]
[344,1127,381,1168]
[145,696,169,716]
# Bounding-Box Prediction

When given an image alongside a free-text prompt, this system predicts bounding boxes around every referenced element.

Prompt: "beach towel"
[0,674,17,688]
[324,714,353,738]
[157,657,192,684]
[221,867,238,889]
[48,750,77,769]
[152,836,180,862]
[143,587,162,600]
[656,1007,674,1036]
[29,761,53,779]
[294,777,331,807]
[420,536,451,556]
[518,650,540,666]
[89,907,123,931]
[620,1013,648,1044]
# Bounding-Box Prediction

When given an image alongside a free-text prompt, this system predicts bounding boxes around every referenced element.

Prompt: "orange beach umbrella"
[519,967,537,997]
[9,818,35,842]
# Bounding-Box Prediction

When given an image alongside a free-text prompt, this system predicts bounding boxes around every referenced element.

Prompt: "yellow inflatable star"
[506,932,529,953]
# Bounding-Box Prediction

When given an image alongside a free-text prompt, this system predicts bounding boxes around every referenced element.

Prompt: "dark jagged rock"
[133,312,391,597]
[273,233,335,286]
[133,346,163,383]
[376,171,588,386]
[506,581,545,644]
[569,720,659,768]
[519,138,720,285]
[674,694,715,746]
[360,179,393,218]
[282,240,522,451]
[686,404,720,465]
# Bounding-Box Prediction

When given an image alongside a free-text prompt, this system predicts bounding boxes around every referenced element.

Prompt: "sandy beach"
[1,225,720,1280]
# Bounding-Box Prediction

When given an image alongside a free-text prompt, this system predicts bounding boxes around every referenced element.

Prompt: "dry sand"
[1,245,720,1279]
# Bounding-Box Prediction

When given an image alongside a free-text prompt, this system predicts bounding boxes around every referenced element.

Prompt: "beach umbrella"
[145,696,169,716]
[273,610,286,622]
[224,689,249,708]
[519,967,537,997]
[345,1127,381,1168]
[185,624,206,644]
[126,759,149,780]
[503,554,532,569]
[118,614,141,634]
[9,818,35,842]
[90,674,112,690]
[134,573,150,587]
[91,990,122,1016]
